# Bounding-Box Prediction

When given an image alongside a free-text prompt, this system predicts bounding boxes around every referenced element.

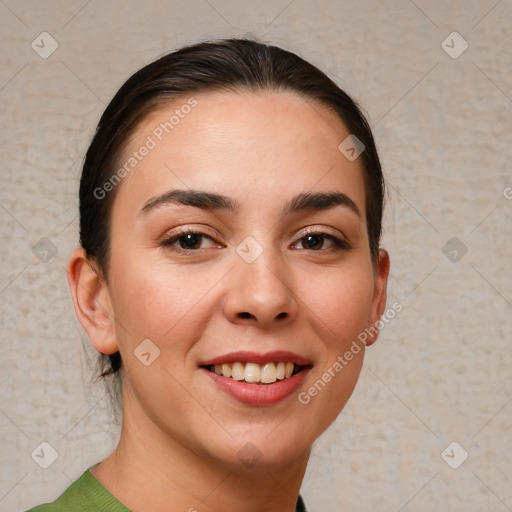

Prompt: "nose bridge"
[224,236,297,327]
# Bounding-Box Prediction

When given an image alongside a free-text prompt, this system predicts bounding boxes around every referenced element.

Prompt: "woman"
[28,37,389,512]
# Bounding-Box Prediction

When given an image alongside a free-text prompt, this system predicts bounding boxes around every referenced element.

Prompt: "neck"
[91,388,311,512]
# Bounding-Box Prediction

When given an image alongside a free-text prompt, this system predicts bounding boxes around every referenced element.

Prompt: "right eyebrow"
[139,189,239,216]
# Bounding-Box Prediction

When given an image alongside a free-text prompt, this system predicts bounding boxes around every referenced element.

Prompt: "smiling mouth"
[201,362,309,385]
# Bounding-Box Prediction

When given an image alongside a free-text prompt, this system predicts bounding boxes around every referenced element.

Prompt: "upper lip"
[199,350,312,367]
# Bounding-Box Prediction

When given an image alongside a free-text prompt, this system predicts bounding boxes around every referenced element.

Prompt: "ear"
[67,247,119,355]
[365,248,390,346]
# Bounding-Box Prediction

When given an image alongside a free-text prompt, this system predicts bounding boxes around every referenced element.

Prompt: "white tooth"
[245,363,261,383]
[260,362,277,383]
[276,362,286,380]
[222,363,232,378]
[232,362,245,380]
[285,362,294,378]
[214,364,223,375]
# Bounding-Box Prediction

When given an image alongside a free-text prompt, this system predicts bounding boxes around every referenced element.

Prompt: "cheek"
[295,264,374,421]
[108,260,216,423]
[304,263,375,343]
[109,256,220,349]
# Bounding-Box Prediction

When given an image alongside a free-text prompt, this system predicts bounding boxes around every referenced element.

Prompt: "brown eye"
[176,233,202,249]
[301,234,325,250]
[161,230,218,251]
[295,232,350,251]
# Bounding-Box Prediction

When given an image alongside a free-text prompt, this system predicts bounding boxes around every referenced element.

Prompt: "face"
[96,90,388,470]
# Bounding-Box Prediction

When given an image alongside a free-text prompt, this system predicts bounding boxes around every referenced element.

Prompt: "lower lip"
[201,367,311,406]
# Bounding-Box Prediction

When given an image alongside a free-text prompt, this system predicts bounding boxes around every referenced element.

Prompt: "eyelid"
[161,224,220,242]
[295,225,349,243]
[291,226,352,252]
[160,226,225,252]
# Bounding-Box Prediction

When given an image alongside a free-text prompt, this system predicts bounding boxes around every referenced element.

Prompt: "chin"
[204,427,314,472]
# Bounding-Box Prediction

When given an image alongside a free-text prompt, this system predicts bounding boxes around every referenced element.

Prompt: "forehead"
[114,89,366,218]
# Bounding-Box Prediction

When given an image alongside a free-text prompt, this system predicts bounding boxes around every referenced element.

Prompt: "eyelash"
[296,228,351,252]
[160,227,351,253]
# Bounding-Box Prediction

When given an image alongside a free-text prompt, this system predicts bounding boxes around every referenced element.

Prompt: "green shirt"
[25,470,130,512]
[26,469,308,511]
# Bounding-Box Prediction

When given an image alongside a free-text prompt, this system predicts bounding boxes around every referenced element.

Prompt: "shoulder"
[24,469,130,512]
[24,470,92,511]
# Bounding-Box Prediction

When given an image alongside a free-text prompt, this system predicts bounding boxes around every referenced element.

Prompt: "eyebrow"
[139,189,361,218]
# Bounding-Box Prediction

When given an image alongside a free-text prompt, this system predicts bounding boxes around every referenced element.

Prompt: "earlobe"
[365,248,390,346]
[67,247,119,355]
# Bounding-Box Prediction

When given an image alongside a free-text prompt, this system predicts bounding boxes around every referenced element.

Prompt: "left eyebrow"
[139,189,361,219]
[281,191,361,219]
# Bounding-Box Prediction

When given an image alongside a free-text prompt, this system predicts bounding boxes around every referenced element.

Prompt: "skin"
[68,89,389,512]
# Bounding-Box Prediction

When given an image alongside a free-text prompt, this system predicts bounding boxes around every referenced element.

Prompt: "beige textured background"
[1,1,511,511]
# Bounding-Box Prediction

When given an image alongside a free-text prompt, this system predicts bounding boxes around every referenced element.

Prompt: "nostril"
[238,312,252,319]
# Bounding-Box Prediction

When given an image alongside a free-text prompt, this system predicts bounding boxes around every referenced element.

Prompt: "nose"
[223,248,298,329]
